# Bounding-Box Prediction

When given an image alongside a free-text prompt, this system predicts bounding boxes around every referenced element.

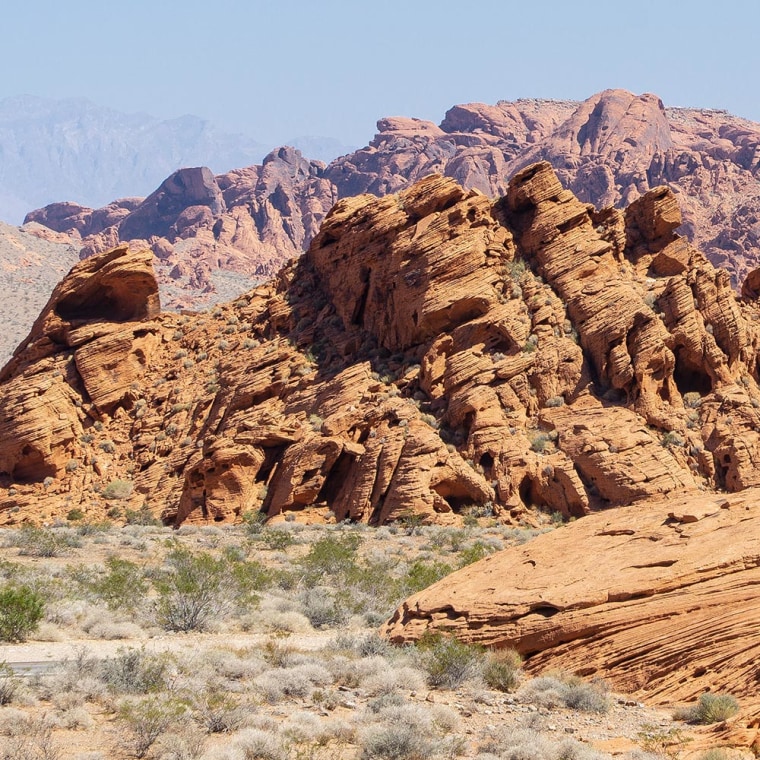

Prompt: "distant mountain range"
[23,89,760,313]
[0,95,355,223]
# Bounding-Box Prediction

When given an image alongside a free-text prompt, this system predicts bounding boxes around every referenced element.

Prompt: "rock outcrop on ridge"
[3,163,760,531]
[25,89,760,309]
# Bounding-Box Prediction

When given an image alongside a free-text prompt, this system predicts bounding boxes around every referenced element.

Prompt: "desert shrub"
[254,663,331,703]
[66,508,85,522]
[396,560,452,598]
[0,585,44,642]
[360,704,436,759]
[674,692,739,724]
[153,547,231,632]
[117,696,187,758]
[661,431,684,449]
[102,479,133,500]
[190,687,246,733]
[241,509,268,535]
[298,533,362,587]
[99,648,171,694]
[636,723,691,757]
[298,587,347,629]
[124,504,161,526]
[11,526,79,557]
[0,714,61,760]
[698,751,731,760]
[259,528,295,551]
[416,632,482,689]
[85,556,148,612]
[457,541,494,567]
[483,648,522,692]
[559,678,610,713]
[232,728,287,760]
[0,663,19,705]
[519,674,609,713]
[155,726,207,760]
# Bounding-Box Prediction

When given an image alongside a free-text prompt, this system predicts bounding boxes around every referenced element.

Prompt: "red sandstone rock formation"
[24,90,760,310]
[383,488,760,746]
[4,165,760,533]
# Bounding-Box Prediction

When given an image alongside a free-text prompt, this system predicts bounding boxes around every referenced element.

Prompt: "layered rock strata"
[3,165,760,530]
[383,488,760,745]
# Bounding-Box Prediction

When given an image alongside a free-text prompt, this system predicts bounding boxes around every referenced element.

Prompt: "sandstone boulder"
[383,487,760,741]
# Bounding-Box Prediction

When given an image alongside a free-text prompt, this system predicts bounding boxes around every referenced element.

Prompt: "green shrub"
[117,695,187,758]
[0,661,19,704]
[416,633,482,689]
[674,693,739,724]
[396,560,453,598]
[298,533,362,586]
[241,509,268,535]
[259,528,294,551]
[483,649,522,692]
[457,541,493,567]
[154,547,230,632]
[124,504,161,526]
[88,556,148,612]
[66,508,85,521]
[100,647,171,694]
[0,585,44,642]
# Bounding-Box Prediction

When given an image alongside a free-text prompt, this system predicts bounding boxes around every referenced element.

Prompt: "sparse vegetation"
[0,521,712,758]
[673,692,739,724]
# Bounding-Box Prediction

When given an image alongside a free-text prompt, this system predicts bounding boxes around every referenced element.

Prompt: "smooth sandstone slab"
[383,487,760,731]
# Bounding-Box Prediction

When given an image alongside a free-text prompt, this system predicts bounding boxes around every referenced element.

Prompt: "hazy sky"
[2,0,758,146]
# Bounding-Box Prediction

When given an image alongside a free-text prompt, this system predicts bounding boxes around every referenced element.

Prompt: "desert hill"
[3,162,760,538]
[24,88,760,310]
[0,221,80,367]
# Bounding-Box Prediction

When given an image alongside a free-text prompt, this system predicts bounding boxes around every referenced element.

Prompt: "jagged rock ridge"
[25,89,760,310]
[4,164,760,537]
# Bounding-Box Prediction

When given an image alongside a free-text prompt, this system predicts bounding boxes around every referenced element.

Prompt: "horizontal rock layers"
[383,488,760,743]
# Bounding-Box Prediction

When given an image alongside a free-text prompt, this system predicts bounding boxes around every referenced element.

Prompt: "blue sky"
[2,0,757,145]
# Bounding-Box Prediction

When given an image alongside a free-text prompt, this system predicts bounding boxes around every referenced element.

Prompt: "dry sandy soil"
[0,520,745,759]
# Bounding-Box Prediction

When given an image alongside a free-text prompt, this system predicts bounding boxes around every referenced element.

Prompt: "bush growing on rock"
[674,692,739,724]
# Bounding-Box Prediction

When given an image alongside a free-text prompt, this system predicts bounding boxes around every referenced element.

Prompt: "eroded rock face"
[24,89,760,309]
[382,488,760,741]
[4,166,760,531]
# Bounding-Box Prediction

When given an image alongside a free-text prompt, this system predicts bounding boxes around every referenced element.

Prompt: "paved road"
[6,661,59,676]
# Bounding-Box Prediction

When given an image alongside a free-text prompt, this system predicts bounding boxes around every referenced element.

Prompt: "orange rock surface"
[4,164,760,537]
[383,488,760,743]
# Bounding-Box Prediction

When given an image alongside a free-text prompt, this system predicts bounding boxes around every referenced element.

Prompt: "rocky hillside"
[0,221,79,366]
[383,487,760,748]
[3,163,760,537]
[26,89,760,309]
